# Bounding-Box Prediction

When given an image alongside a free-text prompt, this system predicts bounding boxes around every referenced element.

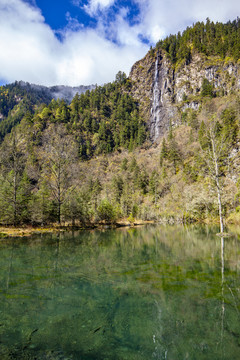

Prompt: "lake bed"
[0,225,239,359]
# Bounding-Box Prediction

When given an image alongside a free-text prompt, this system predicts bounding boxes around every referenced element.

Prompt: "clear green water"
[0,225,240,360]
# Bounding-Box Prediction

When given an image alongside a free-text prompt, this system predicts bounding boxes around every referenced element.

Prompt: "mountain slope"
[130,50,240,141]
[19,81,96,104]
[130,18,240,141]
[0,81,96,141]
[1,19,240,227]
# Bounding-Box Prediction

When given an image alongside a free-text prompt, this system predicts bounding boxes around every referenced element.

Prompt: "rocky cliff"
[129,49,240,141]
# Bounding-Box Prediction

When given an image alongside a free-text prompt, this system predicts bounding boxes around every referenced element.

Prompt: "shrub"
[97,199,116,222]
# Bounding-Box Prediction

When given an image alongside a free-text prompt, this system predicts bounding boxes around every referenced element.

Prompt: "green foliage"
[33,80,148,158]
[127,213,135,224]
[0,97,239,226]
[0,76,147,156]
[0,170,32,225]
[160,133,182,174]
[29,180,55,225]
[220,107,238,144]
[201,79,214,97]
[156,18,240,64]
[62,189,91,225]
[88,178,102,211]
[149,170,159,203]
[115,71,127,84]
[121,157,128,171]
[2,29,240,227]
[133,166,149,194]
[111,176,124,203]
[168,138,182,174]
[160,138,168,166]
[188,110,199,130]
[0,82,52,141]
[198,121,209,149]
[97,199,116,222]
[128,156,138,172]
[89,178,102,196]
[198,111,238,191]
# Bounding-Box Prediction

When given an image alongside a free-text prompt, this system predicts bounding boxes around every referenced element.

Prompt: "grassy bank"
[0,219,155,238]
[0,215,235,238]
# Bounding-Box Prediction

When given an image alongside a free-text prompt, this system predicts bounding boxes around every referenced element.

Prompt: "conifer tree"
[0,131,27,225]
[160,138,168,166]
[41,125,78,224]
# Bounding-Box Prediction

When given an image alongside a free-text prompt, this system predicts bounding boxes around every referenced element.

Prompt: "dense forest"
[0,82,52,141]
[1,19,240,228]
[0,72,148,226]
[157,17,240,64]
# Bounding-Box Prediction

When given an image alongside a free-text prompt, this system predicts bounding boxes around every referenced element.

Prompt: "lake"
[0,225,239,359]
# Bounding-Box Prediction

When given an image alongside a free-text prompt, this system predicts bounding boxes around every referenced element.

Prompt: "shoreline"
[0,220,155,238]
[0,214,238,238]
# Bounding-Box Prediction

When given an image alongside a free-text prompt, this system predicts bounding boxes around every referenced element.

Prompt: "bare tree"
[199,113,235,233]
[41,124,78,224]
[208,123,224,233]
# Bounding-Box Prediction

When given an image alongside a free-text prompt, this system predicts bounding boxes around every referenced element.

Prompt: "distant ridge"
[18,81,96,103]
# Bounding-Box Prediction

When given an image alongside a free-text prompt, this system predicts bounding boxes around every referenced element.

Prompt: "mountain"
[0,18,240,227]
[0,81,96,140]
[130,52,240,142]
[18,81,96,104]
[129,18,240,141]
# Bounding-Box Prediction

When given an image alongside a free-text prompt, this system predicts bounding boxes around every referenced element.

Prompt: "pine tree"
[160,138,168,166]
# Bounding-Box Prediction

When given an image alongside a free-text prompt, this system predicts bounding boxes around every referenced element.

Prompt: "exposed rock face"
[150,52,177,140]
[129,50,240,141]
[129,52,155,125]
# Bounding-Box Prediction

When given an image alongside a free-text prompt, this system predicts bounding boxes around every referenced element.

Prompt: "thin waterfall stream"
[151,53,161,140]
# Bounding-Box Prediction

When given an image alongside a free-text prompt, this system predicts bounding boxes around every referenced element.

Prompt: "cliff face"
[129,50,240,141]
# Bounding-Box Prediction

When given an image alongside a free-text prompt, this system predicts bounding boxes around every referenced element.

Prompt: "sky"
[0,0,239,86]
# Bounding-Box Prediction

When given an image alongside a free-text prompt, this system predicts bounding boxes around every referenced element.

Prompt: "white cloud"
[0,0,60,85]
[0,0,240,86]
[83,0,115,16]
[58,27,147,85]
[134,0,240,43]
[0,0,147,86]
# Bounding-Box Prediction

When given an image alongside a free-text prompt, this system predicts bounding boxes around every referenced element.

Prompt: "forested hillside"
[1,19,240,228]
[157,17,240,64]
[0,81,95,142]
[0,73,148,226]
[0,82,52,141]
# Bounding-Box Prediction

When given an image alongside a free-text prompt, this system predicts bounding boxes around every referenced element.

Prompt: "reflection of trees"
[0,227,240,359]
[6,240,14,291]
[150,231,240,360]
[220,236,225,359]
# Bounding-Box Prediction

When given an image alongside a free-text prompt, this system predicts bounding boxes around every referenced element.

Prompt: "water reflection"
[0,225,239,360]
[221,236,225,359]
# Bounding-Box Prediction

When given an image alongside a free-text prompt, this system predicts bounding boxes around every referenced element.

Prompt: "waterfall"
[151,53,161,140]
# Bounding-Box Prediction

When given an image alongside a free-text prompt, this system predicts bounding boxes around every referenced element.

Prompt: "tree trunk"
[58,200,61,224]
[13,172,17,227]
[57,165,61,224]
[216,175,224,233]
[211,136,224,233]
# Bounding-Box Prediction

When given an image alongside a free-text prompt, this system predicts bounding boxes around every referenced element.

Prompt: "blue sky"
[0,0,239,86]
[33,0,141,34]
